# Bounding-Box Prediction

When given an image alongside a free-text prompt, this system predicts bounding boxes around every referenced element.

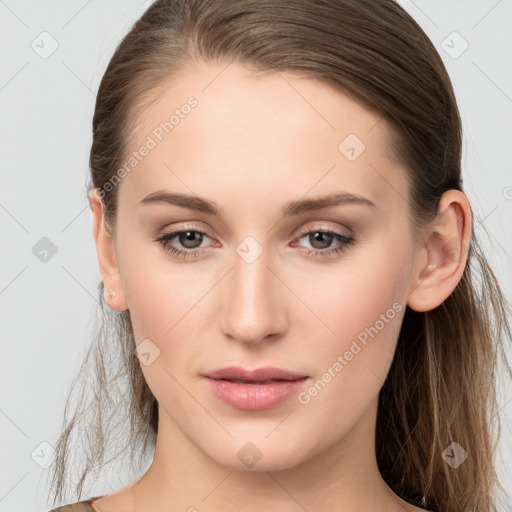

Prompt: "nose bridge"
[220,239,285,343]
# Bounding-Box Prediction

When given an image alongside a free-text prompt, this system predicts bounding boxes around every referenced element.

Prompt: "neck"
[129,396,412,512]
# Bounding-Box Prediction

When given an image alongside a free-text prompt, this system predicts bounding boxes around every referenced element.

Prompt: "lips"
[202,367,310,410]
[204,366,308,382]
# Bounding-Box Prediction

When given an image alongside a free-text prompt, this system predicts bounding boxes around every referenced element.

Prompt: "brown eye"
[177,230,204,249]
[308,231,335,250]
[293,228,355,259]
[156,228,213,259]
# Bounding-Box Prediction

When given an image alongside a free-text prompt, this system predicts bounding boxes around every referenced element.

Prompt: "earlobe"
[407,190,472,313]
[88,188,129,311]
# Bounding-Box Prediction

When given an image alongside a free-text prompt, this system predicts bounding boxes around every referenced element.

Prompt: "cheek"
[118,236,220,391]
[290,266,406,441]
[292,243,408,386]
[118,231,207,334]
[119,243,208,410]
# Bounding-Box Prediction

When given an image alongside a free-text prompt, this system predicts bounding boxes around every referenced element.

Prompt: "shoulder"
[47,496,103,512]
[47,503,93,512]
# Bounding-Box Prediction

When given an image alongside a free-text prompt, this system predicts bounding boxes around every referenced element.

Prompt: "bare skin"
[89,62,471,512]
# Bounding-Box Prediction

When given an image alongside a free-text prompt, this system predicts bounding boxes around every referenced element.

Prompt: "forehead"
[118,62,408,216]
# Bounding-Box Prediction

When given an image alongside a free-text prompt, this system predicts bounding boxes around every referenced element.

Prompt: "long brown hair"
[46,1,512,510]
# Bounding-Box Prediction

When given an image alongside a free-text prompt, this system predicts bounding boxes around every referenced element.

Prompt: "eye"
[292,228,355,259]
[156,226,215,259]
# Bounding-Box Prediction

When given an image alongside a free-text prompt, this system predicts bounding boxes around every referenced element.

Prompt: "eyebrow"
[138,190,377,216]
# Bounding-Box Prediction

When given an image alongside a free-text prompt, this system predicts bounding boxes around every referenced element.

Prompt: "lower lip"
[204,377,309,410]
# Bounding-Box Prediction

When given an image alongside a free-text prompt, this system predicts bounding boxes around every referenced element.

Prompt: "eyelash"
[155,225,355,260]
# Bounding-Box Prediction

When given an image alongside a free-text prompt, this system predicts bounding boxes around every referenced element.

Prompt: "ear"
[88,188,129,311]
[407,189,472,312]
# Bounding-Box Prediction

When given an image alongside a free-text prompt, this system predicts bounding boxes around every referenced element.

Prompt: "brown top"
[47,495,104,512]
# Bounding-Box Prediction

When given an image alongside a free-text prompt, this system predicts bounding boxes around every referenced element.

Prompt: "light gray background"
[1,1,511,510]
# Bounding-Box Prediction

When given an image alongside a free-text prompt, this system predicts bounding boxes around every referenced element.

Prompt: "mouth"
[202,366,309,410]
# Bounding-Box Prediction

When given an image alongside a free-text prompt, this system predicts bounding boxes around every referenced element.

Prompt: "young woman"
[46,1,512,511]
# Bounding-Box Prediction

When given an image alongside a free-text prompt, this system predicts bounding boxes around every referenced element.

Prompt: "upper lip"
[204,366,308,382]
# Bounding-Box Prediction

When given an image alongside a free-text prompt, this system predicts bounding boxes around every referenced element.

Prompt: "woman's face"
[110,62,420,470]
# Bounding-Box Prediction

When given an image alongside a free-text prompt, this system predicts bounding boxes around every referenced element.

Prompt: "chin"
[204,433,313,472]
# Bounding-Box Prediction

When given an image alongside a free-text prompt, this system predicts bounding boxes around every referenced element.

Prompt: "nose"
[219,246,288,346]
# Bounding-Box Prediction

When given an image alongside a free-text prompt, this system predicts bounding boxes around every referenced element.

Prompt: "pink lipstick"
[203,366,309,410]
